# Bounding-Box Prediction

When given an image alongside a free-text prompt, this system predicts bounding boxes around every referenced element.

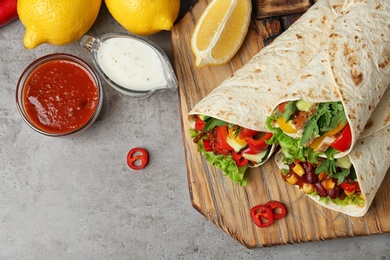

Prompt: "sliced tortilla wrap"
[189,0,346,174]
[275,87,390,217]
[269,0,390,158]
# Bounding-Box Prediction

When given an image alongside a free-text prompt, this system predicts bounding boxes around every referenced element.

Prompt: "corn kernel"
[292,164,305,177]
[286,173,298,185]
[302,183,314,194]
[360,193,364,200]
[344,189,355,196]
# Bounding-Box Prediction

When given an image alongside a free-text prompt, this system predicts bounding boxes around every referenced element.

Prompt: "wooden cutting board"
[171,0,390,248]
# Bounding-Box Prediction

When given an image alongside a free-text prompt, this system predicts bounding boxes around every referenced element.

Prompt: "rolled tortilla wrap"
[275,86,390,217]
[268,0,390,160]
[188,0,346,186]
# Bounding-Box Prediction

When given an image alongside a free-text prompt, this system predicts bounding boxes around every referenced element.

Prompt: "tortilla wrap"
[275,87,390,217]
[270,0,390,158]
[189,0,346,165]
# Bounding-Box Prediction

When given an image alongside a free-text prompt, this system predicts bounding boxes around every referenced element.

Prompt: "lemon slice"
[191,0,252,68]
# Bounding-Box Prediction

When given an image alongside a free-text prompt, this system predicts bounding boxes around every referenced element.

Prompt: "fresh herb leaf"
[315,159,337,175]
[300,120,319,146]
[300,101,346,145]
[203,118,227,132]
[320,102,347,132]
[333,168,350,184]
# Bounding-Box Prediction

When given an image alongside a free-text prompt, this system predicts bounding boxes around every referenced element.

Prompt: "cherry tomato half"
[127,148,149,170]
[330,123,352,152]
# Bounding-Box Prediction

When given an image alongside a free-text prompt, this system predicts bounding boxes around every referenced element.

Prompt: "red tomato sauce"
[23,60,99,134]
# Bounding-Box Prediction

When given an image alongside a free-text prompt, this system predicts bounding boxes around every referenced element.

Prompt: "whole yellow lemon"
[105,0,180,36]
[18,0,102,49]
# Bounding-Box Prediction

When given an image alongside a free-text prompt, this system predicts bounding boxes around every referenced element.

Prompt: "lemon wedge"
[190,0,252,68]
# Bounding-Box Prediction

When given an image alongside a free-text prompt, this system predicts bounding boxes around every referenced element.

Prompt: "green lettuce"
[189,129,248,186]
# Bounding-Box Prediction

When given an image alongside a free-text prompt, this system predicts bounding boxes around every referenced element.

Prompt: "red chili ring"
[265,200,287,220]
[127,148,149,170]
[250,204,274,228]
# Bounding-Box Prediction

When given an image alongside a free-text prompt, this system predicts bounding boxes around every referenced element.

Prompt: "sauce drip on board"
[97,37,168,91]
[23,60,99,134]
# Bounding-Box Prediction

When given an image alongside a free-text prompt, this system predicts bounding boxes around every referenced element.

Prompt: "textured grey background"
[0,2,389,259]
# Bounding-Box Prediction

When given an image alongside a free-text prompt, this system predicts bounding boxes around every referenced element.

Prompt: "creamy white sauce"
[97,37,167,91]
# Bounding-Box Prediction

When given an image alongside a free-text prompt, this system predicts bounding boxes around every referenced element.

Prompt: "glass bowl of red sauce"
[16,53,103,137]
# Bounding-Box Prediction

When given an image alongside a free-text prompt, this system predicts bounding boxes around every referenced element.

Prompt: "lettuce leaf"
[189,129,248,186]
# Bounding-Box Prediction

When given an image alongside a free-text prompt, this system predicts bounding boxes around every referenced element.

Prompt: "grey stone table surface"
[1,4,389,260]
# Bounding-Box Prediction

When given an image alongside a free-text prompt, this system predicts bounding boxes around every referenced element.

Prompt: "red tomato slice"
[202,139,213,152]
[330,124,352,152]
[195,116,206,131]
[232,151,249,167]
[127,148,149,170]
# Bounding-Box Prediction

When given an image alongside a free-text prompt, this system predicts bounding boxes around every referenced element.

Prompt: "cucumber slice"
[226,136,246,152]
[296,99,315,112]
[336,156,352,169]
[242,149,269,163]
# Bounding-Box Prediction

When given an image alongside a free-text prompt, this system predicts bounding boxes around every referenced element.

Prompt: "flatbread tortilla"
[271,0,390,158]
[275,87,390,217]
[189,0,346,165]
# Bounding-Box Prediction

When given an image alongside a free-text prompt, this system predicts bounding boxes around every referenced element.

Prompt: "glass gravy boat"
[80,33,178,98]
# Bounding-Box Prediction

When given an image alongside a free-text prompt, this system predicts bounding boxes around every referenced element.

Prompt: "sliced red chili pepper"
[265,201,287,220]
[244,132,273,154]
[127,148,149,170]
[202,139,213,152]
[238,127,259,139]
[330,123,352,152]
[250,204,274,228]
[195,116,206,131]
[340,182,357,192]
[232,151,249,167]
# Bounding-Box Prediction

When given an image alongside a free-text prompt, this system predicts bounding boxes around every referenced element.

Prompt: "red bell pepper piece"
[265,201,287,220]
[232,151,249,167]
[340,181,357,192]
[202,139,213,152]
[250,204,274,228]
[278,102,287,113]
[127,148,149,170]
[195,116,206,131]
[330,123,352,152]
[215,125,233,154]
[238,127,259,139]
[244,132,273,154]
[0,0,18,28]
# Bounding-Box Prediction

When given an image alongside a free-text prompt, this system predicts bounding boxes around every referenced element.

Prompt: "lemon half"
[18,0,102,49]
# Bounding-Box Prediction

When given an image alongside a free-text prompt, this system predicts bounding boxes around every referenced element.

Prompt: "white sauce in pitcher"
[97,37,167,91]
